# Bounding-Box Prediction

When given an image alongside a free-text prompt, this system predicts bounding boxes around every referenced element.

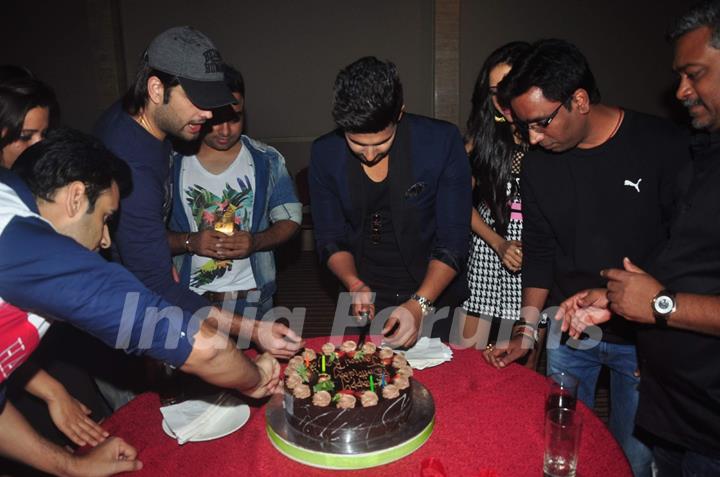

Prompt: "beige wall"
[0,0,697,175]
[459,0,695,130]
[117,0,435,175]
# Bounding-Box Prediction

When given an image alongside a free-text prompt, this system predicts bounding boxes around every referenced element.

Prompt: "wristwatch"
[651,289,676,327]
[410,294,436,317]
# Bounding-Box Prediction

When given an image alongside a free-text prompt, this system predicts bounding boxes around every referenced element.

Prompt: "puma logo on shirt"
[624,178,642,193]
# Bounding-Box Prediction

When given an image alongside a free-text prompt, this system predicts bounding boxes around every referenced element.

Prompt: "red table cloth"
[101,337,631,476]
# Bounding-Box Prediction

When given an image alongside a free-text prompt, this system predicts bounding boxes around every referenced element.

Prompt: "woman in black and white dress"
[459,42,538,366]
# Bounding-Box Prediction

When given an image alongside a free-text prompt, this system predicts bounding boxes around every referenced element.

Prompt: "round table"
[100,337,631,476]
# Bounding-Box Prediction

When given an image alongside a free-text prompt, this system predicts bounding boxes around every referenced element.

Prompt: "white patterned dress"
[463,150,523,321]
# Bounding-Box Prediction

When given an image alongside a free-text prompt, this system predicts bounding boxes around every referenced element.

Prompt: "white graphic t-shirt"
[180,147,257,293]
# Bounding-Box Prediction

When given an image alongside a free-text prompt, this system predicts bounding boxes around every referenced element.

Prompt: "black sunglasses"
[515,98,569,133]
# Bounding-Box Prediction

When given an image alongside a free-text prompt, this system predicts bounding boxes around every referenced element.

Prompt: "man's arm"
[24,369,108,447]
[430,124,472,274]
[248,219,300,252]
[180,317,261,391]
[383,259,457,347]
[384,124,470,347]
[308,140,352,265]
[660,294,720,336]
[218,146,303,259]
[0,218,288,389]
[0,401,141,477]
[485,287,548,368]
[603,258,720,337]
[327,251,375,320]
[113,161,208,312]
[485,161,555,368]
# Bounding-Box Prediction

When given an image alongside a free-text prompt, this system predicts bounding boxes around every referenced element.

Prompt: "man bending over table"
[0,129,284,476]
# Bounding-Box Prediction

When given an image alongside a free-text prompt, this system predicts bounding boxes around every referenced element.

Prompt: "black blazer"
[309,113,471,305]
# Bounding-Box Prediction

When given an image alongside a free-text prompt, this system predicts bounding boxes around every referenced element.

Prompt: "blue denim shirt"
[169,136,302,303]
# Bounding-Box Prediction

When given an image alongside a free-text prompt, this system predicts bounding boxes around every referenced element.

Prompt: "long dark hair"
[466,41,530,236]
[0,76,58,150]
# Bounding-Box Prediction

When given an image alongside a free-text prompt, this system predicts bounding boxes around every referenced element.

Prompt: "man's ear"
[64,181,88,218]
[573,89,591,115]
[147,76,165,106]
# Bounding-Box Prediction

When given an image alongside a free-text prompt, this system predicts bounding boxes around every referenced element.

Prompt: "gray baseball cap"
[147,26,236,110]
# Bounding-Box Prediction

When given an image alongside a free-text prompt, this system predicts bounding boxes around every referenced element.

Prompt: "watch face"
[654,295,674,315]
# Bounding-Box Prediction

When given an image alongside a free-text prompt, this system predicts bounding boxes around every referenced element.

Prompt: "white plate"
[161,397,250,442]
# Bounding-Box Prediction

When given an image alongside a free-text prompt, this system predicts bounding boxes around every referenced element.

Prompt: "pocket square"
[404,181,426,198]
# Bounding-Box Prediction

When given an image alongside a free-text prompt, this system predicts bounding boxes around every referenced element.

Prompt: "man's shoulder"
[622,109,689,140]
[95,102,164,165]
[405,113,459,136]
[242,135,282,160]
[312,128,345,149]
[311,129,347,167]
[94,101,130,141]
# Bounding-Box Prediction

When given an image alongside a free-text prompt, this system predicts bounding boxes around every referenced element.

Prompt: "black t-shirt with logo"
[521,109,691,344]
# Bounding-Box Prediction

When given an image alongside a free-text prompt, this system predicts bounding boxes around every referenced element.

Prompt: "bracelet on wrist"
[349,280,365,292]
[513,325,538,343]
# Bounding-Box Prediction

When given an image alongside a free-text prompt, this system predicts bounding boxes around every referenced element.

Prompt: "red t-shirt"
[0,301,43,384]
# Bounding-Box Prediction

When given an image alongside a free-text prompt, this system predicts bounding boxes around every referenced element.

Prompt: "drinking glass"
[544,407,582,477]
[546,372,578,412]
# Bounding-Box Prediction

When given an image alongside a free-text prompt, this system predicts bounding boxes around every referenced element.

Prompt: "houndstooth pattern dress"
[463,149,523,321]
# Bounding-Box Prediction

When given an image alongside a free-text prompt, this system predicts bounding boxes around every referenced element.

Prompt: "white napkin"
[401,337,453,370]
[160,392,234,444]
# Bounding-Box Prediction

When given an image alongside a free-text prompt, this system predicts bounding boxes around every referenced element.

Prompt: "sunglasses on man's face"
[515,98,569,134]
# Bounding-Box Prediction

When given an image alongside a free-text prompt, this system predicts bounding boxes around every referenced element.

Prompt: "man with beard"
[309,57,471,347]
[0,130,280,476]
[558,1,720,474]
[95,27,301,409]
[491,39,690,476]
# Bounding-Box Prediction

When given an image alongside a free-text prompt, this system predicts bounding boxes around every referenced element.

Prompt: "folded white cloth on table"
[160,392,234,444]
[402,337,453,370]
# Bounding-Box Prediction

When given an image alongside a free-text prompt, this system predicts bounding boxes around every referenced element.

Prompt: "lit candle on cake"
[321,355,326,373]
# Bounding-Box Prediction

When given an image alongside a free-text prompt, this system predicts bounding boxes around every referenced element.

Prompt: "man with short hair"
[0,129,280,476]
[168,65,301,318]
[309,56,471,347]
[558,2,720,474]
[94,27,301,407]
[491,39,690,476]
[95,26,235,314]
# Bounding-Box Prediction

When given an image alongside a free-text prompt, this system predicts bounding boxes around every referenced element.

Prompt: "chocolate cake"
[283,340,414,443]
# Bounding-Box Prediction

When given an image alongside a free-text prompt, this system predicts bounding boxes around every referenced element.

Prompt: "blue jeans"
[546,324,652,477]
[654,445,720,477]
